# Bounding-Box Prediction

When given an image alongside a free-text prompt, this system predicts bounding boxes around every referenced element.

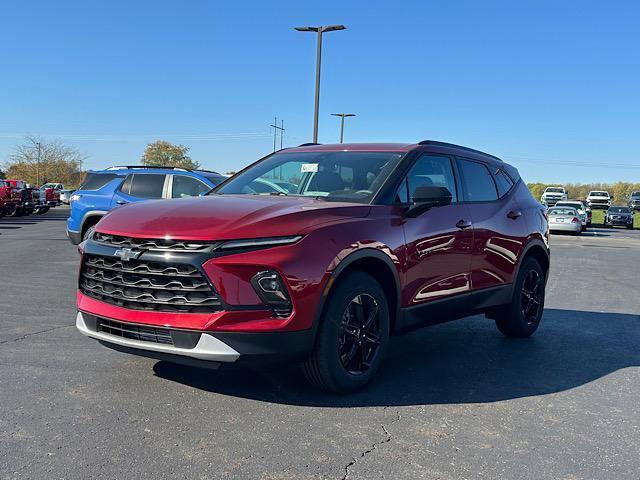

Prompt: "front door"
[400,154,474,307]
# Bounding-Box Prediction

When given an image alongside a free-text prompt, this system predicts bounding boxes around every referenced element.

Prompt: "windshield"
[609,207,630,213]
[549,207,576,216]
[546,187,564,193]
[214,151,406,203]
[590,191,608,197]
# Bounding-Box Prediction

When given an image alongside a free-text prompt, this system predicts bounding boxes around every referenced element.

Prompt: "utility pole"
[294,25,346,143]
[270,117,285,152]
[280,119,285,149]
[36,142,41,186]
[331,113,356,143]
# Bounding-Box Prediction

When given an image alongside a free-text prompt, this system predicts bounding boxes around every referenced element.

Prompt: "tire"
[83,225,97,241]
[8,207,23,217]
[493,257,545,338]
[303,271,390,393]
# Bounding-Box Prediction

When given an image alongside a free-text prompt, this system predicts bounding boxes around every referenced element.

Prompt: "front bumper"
[66,228,82,244]
[606,218,633,226]
[76,311,315,366]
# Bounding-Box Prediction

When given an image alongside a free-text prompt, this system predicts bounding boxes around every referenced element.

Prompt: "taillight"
[571,217,580,223]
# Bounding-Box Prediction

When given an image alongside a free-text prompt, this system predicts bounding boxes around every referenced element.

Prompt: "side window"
[171,175,210,198]
[80,173,119,191]
[458,159,498,202]
[398,154,457,203]
[493,169,514,197]
[119,174,133,194]
[128,174,166,199]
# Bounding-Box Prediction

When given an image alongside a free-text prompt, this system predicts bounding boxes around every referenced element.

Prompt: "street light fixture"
[331,113,356,143]
[294,24,346,143]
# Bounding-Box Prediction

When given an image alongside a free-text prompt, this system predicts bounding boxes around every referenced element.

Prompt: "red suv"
[76,141,549,392]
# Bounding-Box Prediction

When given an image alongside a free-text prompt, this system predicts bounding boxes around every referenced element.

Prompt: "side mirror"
[407,186,452,217]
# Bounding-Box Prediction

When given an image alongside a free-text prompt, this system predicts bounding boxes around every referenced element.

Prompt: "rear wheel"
[493,257,545,338]
[303,271,390,393]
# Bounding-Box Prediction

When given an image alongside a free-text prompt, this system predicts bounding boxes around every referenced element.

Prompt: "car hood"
[95,194,372,240]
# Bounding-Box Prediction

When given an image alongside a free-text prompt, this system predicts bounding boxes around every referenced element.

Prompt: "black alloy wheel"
[338,294,382,376]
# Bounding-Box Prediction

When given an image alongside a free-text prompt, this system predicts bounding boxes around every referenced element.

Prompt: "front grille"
[94,232,219,252]
[98,318,173,345]
[80,254,222,313]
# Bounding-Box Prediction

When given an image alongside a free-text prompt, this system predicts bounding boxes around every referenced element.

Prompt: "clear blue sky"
[2,0,639,183]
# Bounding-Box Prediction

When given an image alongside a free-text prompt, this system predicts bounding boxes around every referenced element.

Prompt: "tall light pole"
[331,113,356,143]
[36,141,41,186]
[294,25,346,143]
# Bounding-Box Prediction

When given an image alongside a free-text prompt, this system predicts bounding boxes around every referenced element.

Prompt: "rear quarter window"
[79,173,120,191]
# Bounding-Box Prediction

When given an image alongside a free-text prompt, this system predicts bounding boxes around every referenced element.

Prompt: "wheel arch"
[518,239,550,282]
[314,248,402,333]
[80,211,107,238]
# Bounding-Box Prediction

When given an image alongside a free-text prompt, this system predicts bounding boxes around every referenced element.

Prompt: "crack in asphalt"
[340,408,401,480]
[0,325,73,346]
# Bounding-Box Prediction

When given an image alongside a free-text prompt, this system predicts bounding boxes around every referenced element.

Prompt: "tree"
[4,135,86,187]
[141,140,200,170]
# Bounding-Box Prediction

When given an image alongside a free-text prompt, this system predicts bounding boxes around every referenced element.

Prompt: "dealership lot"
[1,208,639,479]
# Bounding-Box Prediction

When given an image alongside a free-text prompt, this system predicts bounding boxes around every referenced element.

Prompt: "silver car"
[548,206,582,235]
[555,200,588,231]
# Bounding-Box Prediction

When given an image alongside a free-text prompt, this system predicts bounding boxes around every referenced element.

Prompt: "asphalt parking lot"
[1,207,639,480]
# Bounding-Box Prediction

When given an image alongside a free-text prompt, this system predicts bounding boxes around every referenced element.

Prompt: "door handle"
[116,200,128,205]
[507,210,522,220]
[456,219,472,230]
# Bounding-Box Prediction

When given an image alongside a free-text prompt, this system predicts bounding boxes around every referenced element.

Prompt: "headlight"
[217,235,302,251]
[70,194,81,202]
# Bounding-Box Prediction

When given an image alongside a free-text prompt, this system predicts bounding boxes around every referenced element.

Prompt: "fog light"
[251,270,292,317]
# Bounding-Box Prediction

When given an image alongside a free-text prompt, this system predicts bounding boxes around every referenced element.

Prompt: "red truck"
[0,180,25,216]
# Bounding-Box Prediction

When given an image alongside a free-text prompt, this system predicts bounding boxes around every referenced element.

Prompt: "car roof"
[284,141,504,164]
[89,167,222,176]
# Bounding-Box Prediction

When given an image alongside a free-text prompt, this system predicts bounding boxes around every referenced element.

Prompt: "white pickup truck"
[586,190,612,209]
[540,186,568,206]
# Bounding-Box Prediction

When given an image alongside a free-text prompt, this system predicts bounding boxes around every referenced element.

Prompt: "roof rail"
[105,165,189,171]
[297,142,322,147]
[417,140,502,161]
[194,169,222,175]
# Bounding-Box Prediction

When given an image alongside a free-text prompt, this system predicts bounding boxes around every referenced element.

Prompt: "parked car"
[75,141,550,392]
[540,186,567,206]
[0,180,17,217]
[548,206,582,235]
[586,190,612,209]
[66,166,226,244]
[578,199,593,225]
[604,206,634,229]
[40,185,61,207]
[555,200,589,231]
[628,191,640,211]
[60,189,75,205]
[3,180,31,216]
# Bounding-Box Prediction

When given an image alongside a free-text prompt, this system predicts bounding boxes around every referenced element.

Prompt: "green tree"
[141,140,200,170]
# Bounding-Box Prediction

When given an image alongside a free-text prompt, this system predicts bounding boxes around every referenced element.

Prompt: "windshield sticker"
[301,163,319,173]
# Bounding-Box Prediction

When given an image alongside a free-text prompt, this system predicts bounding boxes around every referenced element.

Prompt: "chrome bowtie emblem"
[114,248,141,262]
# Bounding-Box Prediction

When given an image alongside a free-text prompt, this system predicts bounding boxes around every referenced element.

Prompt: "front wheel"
[493,257,545,338]
[83,225,97,241]
[303,271,390,393]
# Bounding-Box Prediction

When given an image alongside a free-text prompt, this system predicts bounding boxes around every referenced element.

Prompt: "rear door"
[110,173,168,207]
[400,154,474,306]
[457,158,528,290]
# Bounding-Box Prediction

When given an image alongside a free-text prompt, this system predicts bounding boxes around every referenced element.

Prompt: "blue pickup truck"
[66,166,226,244]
